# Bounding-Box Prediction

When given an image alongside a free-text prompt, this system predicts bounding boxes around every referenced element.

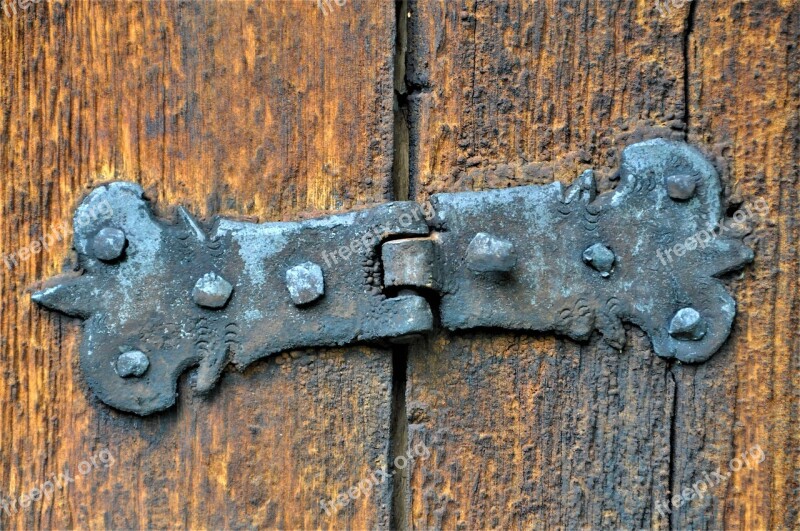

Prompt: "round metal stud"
[466,232,517,273]
[116,350,150,378]
[192,272,234,309]
[665,174,696,201]
[92,227,127,261]
[285,262,325,306]
[583,243,615,277]
[668,307,706,341]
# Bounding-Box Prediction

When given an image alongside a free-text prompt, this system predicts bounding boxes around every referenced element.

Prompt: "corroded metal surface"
[32,183,433,414]
[32,139,753,415]
[430,139,753,363]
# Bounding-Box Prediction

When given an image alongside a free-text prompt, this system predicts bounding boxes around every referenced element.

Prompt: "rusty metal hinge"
[32,139,754,415]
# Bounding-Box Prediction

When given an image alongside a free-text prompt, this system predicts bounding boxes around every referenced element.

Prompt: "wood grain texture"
[2,0,798,529]
[406,332,674,529]
[673,1,799,528]
[403,0,798,528]
[0,0,398,528]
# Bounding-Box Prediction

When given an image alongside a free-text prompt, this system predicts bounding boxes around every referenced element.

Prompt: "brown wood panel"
[0,0,398,528]
[672,0,799,528]
[402,0,798,528]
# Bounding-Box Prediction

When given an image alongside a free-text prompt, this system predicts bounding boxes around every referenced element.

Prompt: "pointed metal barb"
[32,139,754,415]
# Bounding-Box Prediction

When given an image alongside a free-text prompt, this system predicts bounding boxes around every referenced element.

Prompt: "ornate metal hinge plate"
[32,139,754,415]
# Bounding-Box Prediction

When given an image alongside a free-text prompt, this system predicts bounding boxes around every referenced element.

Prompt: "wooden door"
[1,0,797,529]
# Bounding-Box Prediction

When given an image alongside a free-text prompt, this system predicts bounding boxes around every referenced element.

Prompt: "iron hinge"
[32,139,754,415]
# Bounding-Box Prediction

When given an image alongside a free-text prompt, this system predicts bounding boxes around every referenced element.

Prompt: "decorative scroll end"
[612,139,755,362]
[431,138,755,364]
[32,183,435,415]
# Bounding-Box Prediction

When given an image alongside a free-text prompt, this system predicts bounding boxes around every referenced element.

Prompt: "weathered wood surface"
[2,0,798,529]
[403,0,798,529]
[0,0,398,529]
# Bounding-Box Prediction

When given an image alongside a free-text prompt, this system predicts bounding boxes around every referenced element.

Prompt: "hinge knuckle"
[381,237,439,291]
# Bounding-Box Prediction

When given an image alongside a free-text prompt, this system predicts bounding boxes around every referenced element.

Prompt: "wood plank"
[406,332,673,529]
[401,0,797,527]
[672,0,800,528]
[0,0,397,528]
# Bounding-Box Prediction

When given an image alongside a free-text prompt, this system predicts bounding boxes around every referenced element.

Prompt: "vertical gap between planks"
[390,0,411,528]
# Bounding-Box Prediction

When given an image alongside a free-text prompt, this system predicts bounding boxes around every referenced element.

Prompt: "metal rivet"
[192,272,234,309]
[285,262,325,306]
[466,232,517,273]
[666,174,696,200]
[668,307,707,341]
[92,227,127,261]
[582,243,615,277]
[116,350,149,378]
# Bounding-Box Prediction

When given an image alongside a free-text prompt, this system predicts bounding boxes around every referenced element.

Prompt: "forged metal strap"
[32,139,754,415]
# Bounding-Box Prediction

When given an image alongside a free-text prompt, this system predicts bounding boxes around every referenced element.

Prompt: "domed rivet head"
[666,174,697,201]
[466,232,517,273]
[669,307,707,341]
[192,272,234,309]
[582,243,615,277]
[286,262,325,306]
[116,350,149,378]
[92,227,127,261]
